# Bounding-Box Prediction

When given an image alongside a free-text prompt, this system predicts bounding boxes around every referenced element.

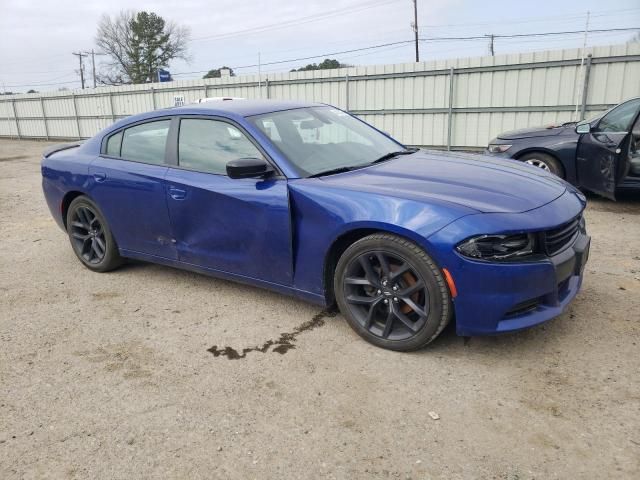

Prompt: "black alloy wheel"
[66,196,122,272]
[335,233,451,351]
[70,205,107,264]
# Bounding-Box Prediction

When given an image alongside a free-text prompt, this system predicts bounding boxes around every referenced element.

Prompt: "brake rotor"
[388,264,420,314]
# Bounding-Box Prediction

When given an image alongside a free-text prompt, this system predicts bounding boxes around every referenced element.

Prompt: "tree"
[203,66,235,79]
[96,10,189,85]
[291,58,350,72]
[629,32,640,44]
[27,89,38,94]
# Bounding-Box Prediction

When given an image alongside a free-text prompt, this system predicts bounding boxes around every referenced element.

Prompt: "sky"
[1,0,639,93]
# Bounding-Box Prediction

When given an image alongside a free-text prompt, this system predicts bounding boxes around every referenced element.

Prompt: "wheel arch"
[322,224,440,306]
[61,191,90,229]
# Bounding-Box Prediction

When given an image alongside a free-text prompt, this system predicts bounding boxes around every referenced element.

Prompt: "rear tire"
[66,196,122,272]
[334,233,451,351]
[519,152,564,178]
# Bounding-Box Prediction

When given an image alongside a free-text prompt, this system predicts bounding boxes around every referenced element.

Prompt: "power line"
[6,26,639,89]
[219,27,640,71]
[189,0,401,43]
[2,79,79,88]
[418,27,639,42]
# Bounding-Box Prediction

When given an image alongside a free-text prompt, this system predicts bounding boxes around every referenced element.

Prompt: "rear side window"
[120,120,170,164]
[105,131,123,156]
[178,119,263,175]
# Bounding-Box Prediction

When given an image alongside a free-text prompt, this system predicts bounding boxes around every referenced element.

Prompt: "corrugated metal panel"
[1,43,639,145]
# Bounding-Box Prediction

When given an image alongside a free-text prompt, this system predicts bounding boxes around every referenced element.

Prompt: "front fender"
[288,181,475,296]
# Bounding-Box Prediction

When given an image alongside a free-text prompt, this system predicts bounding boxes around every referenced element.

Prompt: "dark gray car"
[486,97,640,200]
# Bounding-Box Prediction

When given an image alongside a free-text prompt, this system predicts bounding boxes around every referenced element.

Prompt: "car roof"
[166,99,323,117]
[100,99,328,142]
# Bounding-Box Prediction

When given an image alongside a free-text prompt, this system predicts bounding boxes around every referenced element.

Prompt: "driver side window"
[597,99,640,133]
[178,119,264,175]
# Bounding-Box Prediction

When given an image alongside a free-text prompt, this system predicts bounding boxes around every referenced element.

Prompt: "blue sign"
[158,69,171,82]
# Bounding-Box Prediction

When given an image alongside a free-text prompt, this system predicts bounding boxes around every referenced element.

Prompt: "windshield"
[249,106,407,177]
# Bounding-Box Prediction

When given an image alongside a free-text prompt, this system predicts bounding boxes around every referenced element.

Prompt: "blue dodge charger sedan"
[42,99,590,351]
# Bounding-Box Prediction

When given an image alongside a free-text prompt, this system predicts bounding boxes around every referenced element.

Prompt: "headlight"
[456,233,536,261]
[488,144,512,153]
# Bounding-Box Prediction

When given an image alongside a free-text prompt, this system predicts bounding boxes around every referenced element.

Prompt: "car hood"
[317,150,567,214]
[496,124,577,140]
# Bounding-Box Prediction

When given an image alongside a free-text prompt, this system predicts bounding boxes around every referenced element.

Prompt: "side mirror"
[575,122,591,134]
[226,157,273,179]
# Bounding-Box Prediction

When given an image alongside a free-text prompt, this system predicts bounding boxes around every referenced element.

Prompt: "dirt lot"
[1,138,639,479]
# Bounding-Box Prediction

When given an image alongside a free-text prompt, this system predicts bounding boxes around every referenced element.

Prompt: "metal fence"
[1,43,639,149]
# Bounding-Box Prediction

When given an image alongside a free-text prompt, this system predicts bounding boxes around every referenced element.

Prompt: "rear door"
[89,118,177,259]
[164,116,292,285]
[576,98,640,199]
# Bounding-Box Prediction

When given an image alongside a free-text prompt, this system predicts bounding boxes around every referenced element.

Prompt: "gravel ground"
[1,138,639,479]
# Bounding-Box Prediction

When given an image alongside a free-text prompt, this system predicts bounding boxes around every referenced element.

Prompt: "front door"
[89,118,177,259]
[576,98,640,200]
[164,117,292,285]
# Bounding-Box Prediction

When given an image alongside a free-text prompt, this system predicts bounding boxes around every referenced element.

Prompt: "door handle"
[93,172,107,182]
[168,187,187,200]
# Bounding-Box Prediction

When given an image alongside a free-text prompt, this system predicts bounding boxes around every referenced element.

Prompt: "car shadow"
[585,189,640,214]
[413,312,570,360]
[110,258,580,360]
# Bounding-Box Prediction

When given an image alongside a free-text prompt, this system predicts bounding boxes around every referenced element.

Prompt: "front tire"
[519,152,564,178]
[66,196,122,272]
[334,233,451,351]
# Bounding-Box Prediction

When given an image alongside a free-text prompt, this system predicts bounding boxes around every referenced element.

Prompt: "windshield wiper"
[308,148,419,178]
[370,147,419,165]
[308,166,359,178]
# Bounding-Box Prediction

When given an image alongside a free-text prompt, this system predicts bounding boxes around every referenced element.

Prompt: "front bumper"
[427,190,589,336]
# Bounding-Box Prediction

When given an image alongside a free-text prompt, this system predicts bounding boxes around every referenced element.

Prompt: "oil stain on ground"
[207,309,338,359]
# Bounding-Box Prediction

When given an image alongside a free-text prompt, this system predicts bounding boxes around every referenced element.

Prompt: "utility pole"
[90,49,96,88]
[83,50,105,88]
[412,0,419,62]
[72,52,86,89]
[258,52,262,98]
[486,34,495,56]
[574,11,591,120]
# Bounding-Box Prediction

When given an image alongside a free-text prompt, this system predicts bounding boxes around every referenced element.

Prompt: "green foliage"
[203,67,235,79]
[291,58,350,72]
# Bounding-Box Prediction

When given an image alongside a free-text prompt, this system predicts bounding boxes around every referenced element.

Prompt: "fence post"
[11,99,21,140]
[265,79,270,99]
[446,67,454,151]
[39,96,49,140]
[108,92,116,122]
[71,93,81,139]
[579,54,593,121]
[151,87,157,110]
[345,74,350,111]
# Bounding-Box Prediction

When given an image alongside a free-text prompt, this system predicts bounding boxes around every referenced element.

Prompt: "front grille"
[544,215,581,255]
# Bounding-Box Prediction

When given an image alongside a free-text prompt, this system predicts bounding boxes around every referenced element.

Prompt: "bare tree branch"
[95,10,190,85]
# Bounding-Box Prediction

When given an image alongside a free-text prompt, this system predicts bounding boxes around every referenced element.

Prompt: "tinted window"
[120,120,170,164]
[105,131,122,156]
[178,119,263,175]
[598,99,640,133]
